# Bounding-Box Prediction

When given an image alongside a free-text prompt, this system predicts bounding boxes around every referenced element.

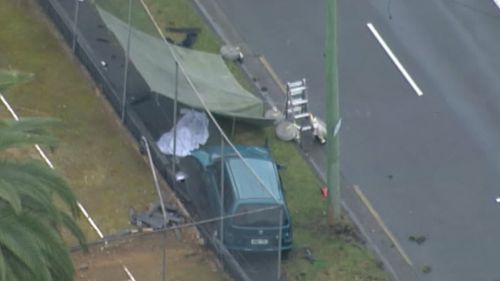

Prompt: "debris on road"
[408,235,427,245]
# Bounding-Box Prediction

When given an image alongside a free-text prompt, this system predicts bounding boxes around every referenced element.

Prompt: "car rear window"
[233,204,286,227]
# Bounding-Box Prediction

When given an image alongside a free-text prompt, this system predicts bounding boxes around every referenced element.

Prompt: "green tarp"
[97,8,272,122]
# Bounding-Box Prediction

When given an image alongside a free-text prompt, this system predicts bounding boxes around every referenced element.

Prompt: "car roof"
[225,157,282,202]
[192,145,283,203]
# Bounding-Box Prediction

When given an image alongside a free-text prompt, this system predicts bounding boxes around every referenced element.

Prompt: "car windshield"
[233,204,286,227]
[226,158,281,201]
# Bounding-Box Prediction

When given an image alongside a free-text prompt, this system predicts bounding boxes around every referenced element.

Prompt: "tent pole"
[219,138,225,262]
[121,0,132,122]
[172,61,179,173]
[231,117,236,138]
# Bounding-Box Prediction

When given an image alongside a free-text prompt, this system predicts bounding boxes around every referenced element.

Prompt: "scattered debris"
[320,186,328,198]
[309,113,326,144]
[264,107,284,122]
[275,121,300,142]
[129,201,185,232]
[165,27,200,48]
[100,60,107,68]
[220,45,244,63]
[421,265,432,273]
[303,247,316,264]
[496,197,500,203]
[77,263,89,271]
[408,235,427,245]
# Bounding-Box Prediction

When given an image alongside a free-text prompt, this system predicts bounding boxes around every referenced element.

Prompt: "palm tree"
[0,70,86,281]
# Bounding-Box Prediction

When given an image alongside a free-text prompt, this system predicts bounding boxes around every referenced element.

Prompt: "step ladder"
[285,79,311,132]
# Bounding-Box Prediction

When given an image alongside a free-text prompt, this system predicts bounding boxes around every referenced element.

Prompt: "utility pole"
[326,0,341,224]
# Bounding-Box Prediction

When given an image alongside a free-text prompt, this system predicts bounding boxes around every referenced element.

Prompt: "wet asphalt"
[207,0,500,280]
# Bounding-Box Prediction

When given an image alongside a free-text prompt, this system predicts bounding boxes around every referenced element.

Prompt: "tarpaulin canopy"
[97,8,273,123]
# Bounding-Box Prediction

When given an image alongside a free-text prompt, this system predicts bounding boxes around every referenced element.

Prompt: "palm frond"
[59,211,87,251]
[0,247,6,281]
[0,210,52,281]
[13,161,80,216]
[0,69,33,92]
[0,161,63,221]
[0,179,22,214]
[0,118,60,151]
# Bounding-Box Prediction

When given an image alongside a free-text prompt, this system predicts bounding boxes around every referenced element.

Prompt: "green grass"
[0,0,157,240]
[231,125,389,281]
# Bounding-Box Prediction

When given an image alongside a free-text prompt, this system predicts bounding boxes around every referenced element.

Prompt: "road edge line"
[258,55,287,95]
[353,185,413,266]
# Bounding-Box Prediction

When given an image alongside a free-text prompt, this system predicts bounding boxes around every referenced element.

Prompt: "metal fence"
[37,0,286,281]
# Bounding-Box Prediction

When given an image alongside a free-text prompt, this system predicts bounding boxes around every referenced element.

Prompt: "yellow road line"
[258,55,286,95]
[353,185,413,266]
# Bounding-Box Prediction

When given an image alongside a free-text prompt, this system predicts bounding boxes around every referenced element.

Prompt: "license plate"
[251,239,269,245]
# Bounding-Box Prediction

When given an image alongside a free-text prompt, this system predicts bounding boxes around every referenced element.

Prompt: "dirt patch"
[72,232,230,281]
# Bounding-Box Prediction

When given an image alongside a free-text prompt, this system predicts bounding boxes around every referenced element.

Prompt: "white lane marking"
[366,22,424,97]
[122,265,138,281]
[494,0,500,10]
[0,93,105,239]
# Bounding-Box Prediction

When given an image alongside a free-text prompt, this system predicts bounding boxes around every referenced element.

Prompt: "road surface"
[210,0,500,280]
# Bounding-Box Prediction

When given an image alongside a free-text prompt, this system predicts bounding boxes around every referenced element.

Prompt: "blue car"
[191,145,293,252]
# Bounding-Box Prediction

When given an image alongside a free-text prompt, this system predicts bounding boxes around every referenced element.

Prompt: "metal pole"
[141,136,168,281]
[231,117,236,138]
[72,0,81,53]
[172,62,179,165]
[121,0,133,122]
[277,208,283,280]
[220,138,225,247]
[326,0,341,223]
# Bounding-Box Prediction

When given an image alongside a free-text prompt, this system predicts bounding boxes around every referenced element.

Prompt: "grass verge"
[0,1,227,280]
[232,125,388,281]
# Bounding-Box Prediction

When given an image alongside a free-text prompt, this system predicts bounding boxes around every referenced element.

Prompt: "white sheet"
[156,109,209,157]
